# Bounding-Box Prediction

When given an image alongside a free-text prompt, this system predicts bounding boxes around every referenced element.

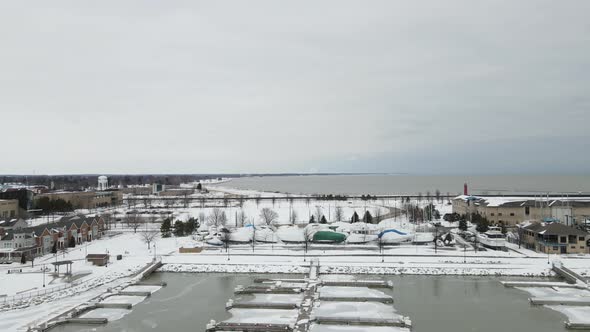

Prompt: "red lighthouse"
[464,183,468,196]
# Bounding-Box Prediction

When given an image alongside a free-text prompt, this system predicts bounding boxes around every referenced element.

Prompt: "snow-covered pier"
[501,281,586,289]
[320,280,394,289]
[206,259,412,332]
[118,290,152,297]
[234,285,304,295]
[552,263,588,285]
[65,317,108,325]
[529,297,590,306]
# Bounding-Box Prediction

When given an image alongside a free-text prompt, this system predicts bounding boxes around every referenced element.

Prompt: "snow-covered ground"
[1,186,589,331]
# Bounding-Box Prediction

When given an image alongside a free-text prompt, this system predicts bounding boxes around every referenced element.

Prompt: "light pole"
[153,243,157,261]
[43,264,46,287]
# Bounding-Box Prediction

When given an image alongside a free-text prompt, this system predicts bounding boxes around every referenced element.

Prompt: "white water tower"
[98,176,108,191]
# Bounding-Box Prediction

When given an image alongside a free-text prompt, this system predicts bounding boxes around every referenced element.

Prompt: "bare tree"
[374,207,383,224]
[207,208,226,227]
[289,209,298,224]
[101,213,112,230]
[140,229,159,250]
[142,196,150,208]
[260,208,279,226]
[334,206,344,222]
[182,193,190,208]
[314,206,323,222]
[198,211,206,227]
[237,210,247,227]
[126,212,142,233]
[199,197,206,209]
[255,195,261,208]
[435,189,441,203]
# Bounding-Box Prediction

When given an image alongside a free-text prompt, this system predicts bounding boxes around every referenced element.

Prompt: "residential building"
[0,199,19,220]
[0,215,105,261]
[522,222,589,254]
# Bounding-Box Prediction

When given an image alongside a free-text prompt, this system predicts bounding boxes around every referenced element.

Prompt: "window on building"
[525,206,530,215]
[571,246,576,249]
[498,213,503,216]
[510,213,515,216]
[580,237,585,241]
[491,213,495,216]
[560,236,567,243]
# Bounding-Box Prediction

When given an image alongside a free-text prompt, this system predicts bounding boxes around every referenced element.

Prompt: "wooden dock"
[321,280,393,289]
[66,318,108,325]
[234,286,303,295]
[530,297,590,306]
[227,301,299,310]
[501,281,585,289]
[312,316,409,327]
[319,296,394,304]
[566,322,590,330]
[206,322,292,331]
[118,291,152,297]
[96,303,133,309]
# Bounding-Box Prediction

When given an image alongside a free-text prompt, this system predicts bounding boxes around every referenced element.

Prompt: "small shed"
[86,254,110,266]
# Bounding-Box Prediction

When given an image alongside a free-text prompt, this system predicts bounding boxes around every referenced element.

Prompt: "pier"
[552,263,588,285]
[95,302,133,309]
[530,297,590,306]
[65,318,108,325]
[501,281,586,289]
[118,291,152,297]
[206,258,411,332]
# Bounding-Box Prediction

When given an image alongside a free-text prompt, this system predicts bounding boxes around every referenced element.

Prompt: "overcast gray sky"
[1,1,589,175]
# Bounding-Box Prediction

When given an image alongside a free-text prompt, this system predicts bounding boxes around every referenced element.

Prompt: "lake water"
[221,174,590,195]
[51,273,567,332]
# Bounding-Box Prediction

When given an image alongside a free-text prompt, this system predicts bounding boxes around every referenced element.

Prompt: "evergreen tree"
[363,211,373,224]
[196,183,202,190]
[320,215,327,224]
[475,218,490,233]
[173,220,185,237]
[51,241,57,254]
[21,254,26,264]
[459,219,468,231]
[161,218,172,238]
[68,236,76,248]
[309,215,316,223]
[351,211,360,223]
[184,218,196,235]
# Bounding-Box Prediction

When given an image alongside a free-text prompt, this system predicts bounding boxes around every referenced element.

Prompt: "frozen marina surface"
[101,295,147,306]
[318,286,391,299]
[312,301,401,320]
[225,308,299,325]
[546,305,590,324]
[122,285,161,293]
[246,293,304,304]
[309,324,410,332]
[79,308,130,321]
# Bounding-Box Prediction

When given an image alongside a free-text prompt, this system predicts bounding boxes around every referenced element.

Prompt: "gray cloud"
[1,1,589,174]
